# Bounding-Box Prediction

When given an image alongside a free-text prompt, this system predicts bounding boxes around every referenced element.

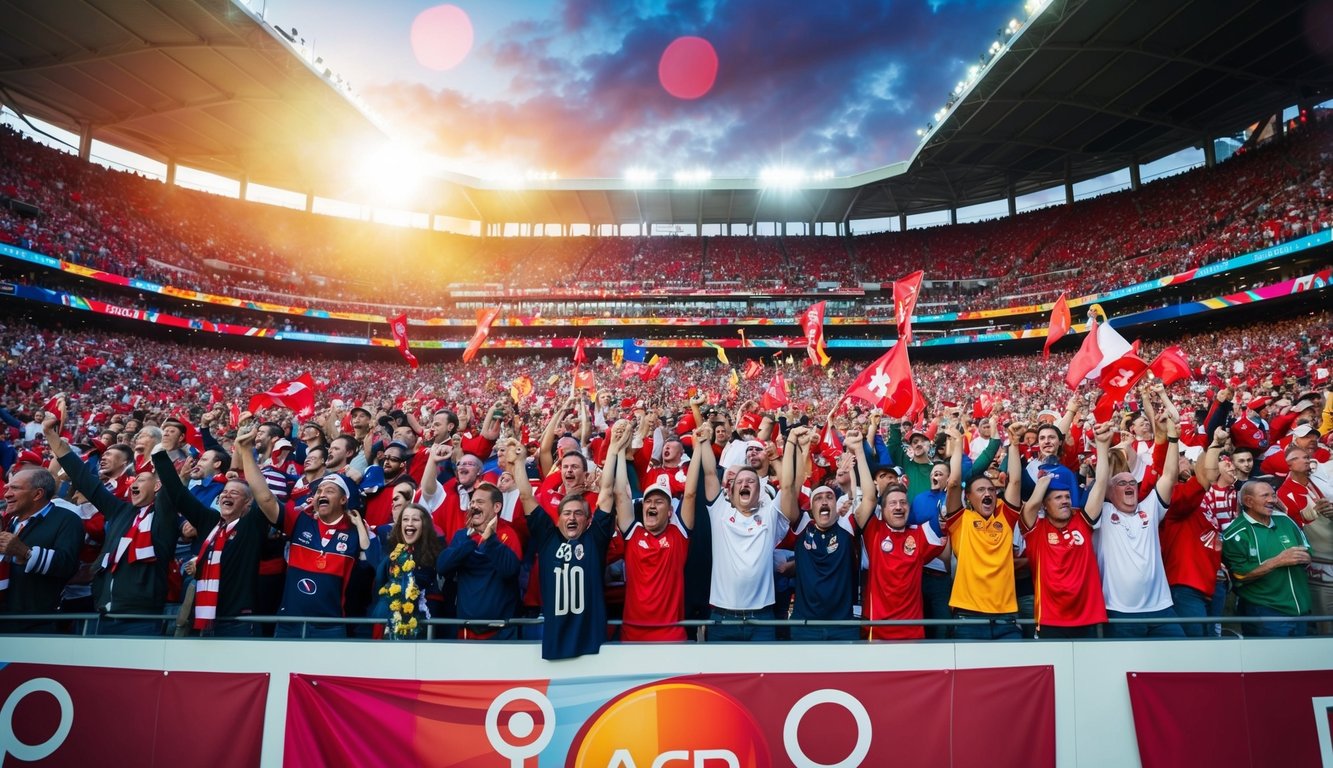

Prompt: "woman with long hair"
[370,503,445,640]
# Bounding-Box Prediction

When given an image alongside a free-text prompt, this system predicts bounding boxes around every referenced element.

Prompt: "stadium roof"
[0,0,1329,227]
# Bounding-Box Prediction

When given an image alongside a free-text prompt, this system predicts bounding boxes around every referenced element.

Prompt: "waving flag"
[741,359,764,380]
[249,373,316,420]
[759,371,789,411]
[845,342,916,418]
[798,302,831,367]
[640,354,669,382]
[1148,346,1193,386]
[893,270,925,344]
[573,367,596,391]
[510,375,534,402]
[1043,293,1071,359]
[1094,351,1150,421]
[462,307,501,364]
[388,314,419,369]
[703,340,729,365]
[225,357,249,372]
[1065,305,1133,390]
[572,333,588,366]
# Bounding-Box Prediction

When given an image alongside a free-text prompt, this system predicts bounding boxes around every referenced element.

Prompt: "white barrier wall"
[3,636,1331,767]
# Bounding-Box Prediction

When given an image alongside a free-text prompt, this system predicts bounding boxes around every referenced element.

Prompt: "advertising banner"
[285,666,1054,767]
[0,662,268,766]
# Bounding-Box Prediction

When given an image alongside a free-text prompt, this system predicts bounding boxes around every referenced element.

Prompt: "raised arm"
[696,421,720,503]
[1056,393,1080,437]
[1155,410,1180,505]
[538,396,574,477]
[497,438,538,517]
[613,436,636,531]
[599,420,631,515]
[1020,472,1050,530]
[1193,427,1227,490]
[1081,420,1116,519]
[681,425,710,519]
[846,428,877,529]
[233,424,280,525]
[1001,422,1025,509]
[778,426,806,527]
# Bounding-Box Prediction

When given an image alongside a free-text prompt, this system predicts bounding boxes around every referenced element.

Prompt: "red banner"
[285,666,1054,767]
[0,662,267,766]
[1128,670,1333,768]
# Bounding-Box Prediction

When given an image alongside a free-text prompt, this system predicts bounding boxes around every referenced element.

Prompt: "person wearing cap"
[361,440,412,529]
[1020,421,1084,508]
[1222,481,1312,637]
[1261,422,1329,476]
[775,426,860,641]
[1021,420,1115,639]
[1093,405,1185,638]
[235,424,369,639]
[942,422,1025,640]
[885,417,935,503]
[853,426,948,641]
[151,442,265,637]
[616,422,695,643]
[44,403,177,636]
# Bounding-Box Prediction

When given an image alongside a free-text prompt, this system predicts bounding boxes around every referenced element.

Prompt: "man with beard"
[235,424,370,639]
[422,444,491,542]
[853,426,949,641]
[688,416,791,642]
[1022,420,1115,639]
[153,444,266,637]
[45,402,176,635]
[942,422,1026,640]
[777,426,863,641]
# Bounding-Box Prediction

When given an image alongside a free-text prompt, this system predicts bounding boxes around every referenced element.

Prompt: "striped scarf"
[0,513,39,599]
[193,517,239,630]
[105,506,155,572]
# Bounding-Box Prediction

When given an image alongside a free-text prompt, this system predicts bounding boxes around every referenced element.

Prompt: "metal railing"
[3,612,1330,641]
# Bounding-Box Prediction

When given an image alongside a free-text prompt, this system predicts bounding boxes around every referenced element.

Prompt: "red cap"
[16,449,44,466]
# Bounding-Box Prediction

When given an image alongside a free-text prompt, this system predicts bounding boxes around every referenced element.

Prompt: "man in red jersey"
[1021,419,1115,639]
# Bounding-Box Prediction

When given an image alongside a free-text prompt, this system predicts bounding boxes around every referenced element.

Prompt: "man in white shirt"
[685,425,789,642]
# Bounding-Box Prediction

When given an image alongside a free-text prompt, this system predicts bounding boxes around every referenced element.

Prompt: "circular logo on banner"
[567,682,769,768]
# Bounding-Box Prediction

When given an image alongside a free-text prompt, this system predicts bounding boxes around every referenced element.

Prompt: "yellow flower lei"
[385,543,428,639]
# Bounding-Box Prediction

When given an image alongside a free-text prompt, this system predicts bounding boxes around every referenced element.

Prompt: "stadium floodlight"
[760,167,807,188]
[810,169,835,181]
[673,168,712,185]
[359,143,424,201]
[625,167,658,184]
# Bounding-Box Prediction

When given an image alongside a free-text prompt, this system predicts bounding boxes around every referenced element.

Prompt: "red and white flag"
[388,314,419,369]
[572,333,588,366]
[1065,305,1134,390]
[798,301,831,367]
[249,373,316,420]
[1043,293,1071,359]
[462,307,501,364]
[1148,345,1192,386]
[573,367,596,392]
[893,270,924,344]
[759,370,789,411]
[741,359,764,380]
[225,357,249,372]
[845,342,916,418]
[1093,351,1150,421]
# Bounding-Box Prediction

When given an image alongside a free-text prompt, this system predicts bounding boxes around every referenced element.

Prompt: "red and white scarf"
[193,517,239,630]
[105,506,155,572]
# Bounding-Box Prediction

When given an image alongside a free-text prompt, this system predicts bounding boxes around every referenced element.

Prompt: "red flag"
[640,355,668,382]
[1043,293,1071,359]
[798,301,831,366]
[845,343,916,418]
[462,307,501,364]
[169,410,205,453]
[972,392,996,420]
[621,361,649,379]
[226,357,249,372]
[893,270,925,344]
[388,314,419,369]
[228,403,241,429]
[1065,306,1133,390]
[573,367,596,391]
[1148,346,1192,386]
[817,422,844,463]
[1094,352,1150,421]
[741,359,764,380]
[249,373,316,420]
[759,371,789,411]
[209,385,225,405]
[572,334,588,366]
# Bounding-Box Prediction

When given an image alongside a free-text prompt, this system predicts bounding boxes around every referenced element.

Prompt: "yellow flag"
[704,341,729,365]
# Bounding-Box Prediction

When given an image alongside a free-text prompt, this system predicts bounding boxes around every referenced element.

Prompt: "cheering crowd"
[0,308,1330,653]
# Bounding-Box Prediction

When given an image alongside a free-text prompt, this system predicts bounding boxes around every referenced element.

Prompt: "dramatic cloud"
[361,0,1017,177]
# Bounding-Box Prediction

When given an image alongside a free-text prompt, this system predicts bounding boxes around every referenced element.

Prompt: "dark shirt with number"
[529,505,614,660]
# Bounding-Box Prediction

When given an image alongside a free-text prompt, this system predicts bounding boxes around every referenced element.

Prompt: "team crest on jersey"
[298,531,313,544]
[337,532,348,542]
[804,538,815,551]
[991,520,1002,531]
[575,544,585,560]
[335,542,348,552]
[297,578,317,595]
[881,538,893,553]
[902,537,916,556]
[638,539,650,549]
[1111,513,1120,523]
[826,536,839,553]
[1048,532,1060,545]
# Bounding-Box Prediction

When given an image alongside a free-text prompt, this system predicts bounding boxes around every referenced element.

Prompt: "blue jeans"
[1170,583,1225,637]
[952,609,1022,640]
[1238,601,1307,638]
[921,570,954,639]
[273,621,346,639]
[96,617,164,636]
[1105,607,1185,638]
[708,608,776,642]
[789,623,860,641]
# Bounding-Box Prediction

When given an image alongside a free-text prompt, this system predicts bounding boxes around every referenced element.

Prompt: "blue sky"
[260,0,1025,178]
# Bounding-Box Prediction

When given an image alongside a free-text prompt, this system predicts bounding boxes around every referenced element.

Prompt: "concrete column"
[78,124,93,161]
[238,175,248,201]
[166,160,177,187]
[898,213,907,232]
[949,207,958,225]
[1129,160,1141,192]
[1204,139,1217,169]
[305,192,314,213]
